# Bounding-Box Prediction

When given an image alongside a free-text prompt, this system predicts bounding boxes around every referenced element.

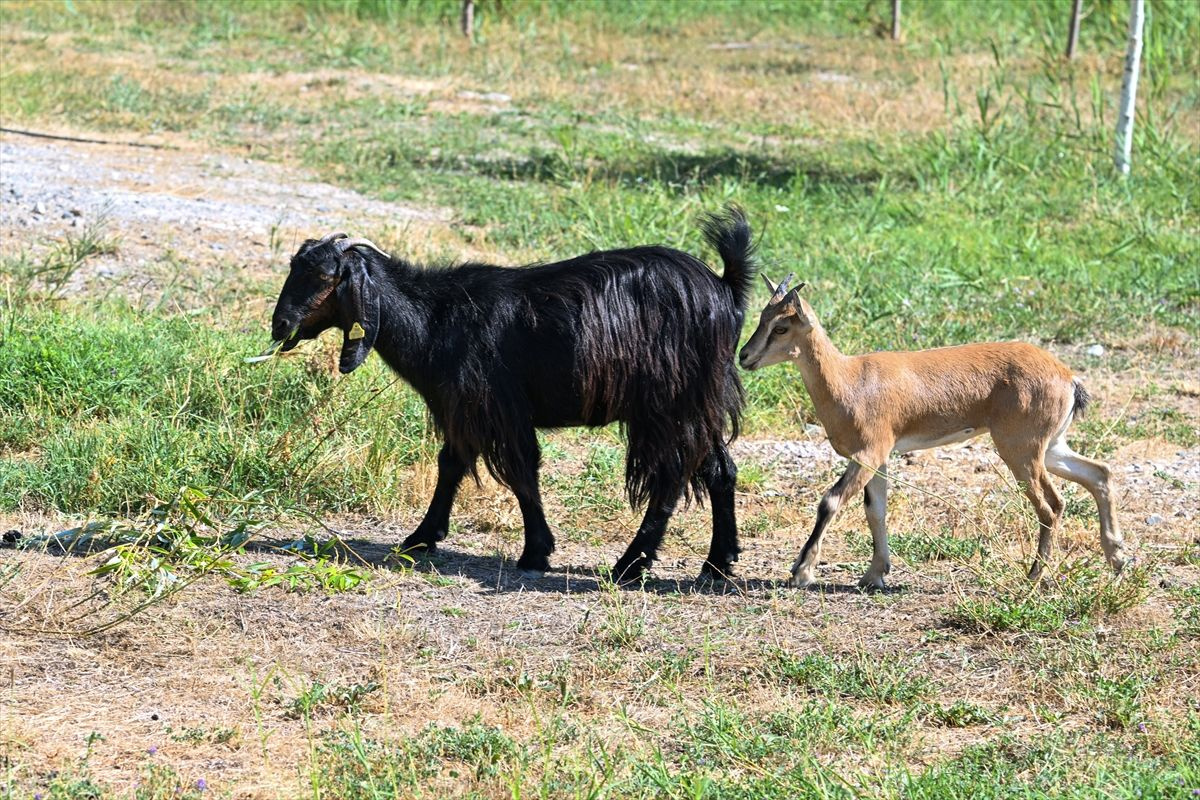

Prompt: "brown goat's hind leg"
[402,443,473,556]
[1046,438,1128,573]
[998,452,1061,582]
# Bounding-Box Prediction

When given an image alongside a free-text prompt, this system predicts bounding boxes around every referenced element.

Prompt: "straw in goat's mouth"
[244,326,298,363]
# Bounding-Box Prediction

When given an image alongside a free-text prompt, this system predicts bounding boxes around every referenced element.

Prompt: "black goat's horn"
[336,237,391,259]
[316,231,349,246]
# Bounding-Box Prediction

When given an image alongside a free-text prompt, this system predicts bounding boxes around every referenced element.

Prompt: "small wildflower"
[196,778,207,792]
[147,746,157,755]
[1137,722,1147,733]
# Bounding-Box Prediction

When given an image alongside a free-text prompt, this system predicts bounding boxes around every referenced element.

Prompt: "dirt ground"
[0,129,459,305]
[1,131,1198,796]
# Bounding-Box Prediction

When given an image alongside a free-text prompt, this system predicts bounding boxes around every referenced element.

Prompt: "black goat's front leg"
[698,442,740,581]
[402,443,472,555]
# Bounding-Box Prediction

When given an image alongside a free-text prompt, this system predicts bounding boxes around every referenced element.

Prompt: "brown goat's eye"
[772,326,788,336]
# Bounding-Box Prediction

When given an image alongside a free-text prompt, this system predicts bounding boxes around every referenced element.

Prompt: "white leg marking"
[1045,407,1127,572]
[858,468,890,589]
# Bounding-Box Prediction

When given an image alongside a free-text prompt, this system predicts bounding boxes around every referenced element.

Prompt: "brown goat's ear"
[335,255,379,374]
[784,286,814,321]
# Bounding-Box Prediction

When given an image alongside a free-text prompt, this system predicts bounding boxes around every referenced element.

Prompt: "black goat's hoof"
[612,555,651,585]
[698,561,734,582]
[399,539,438,558]
[516,553,551,574]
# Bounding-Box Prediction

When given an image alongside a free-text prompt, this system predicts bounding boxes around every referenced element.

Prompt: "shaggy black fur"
[269,208,755,581]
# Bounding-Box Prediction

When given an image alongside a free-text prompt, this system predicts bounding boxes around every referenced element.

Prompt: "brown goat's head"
[738,273,812,371]
[270,232,389,374]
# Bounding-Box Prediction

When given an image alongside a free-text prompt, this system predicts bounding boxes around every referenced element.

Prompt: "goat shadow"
[305,538,890,597]
[4,528,894,598]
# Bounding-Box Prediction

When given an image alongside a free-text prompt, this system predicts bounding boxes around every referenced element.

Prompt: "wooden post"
[891,0,901,41]
[1066,0,1082,59]
[1114,0,1144,175]
[461,0,475,41]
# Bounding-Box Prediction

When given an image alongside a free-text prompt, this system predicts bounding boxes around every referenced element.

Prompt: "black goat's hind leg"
[698,443,739,581]
[510,427,555,576]
[402,444,471,556]
[613,499,677,584]
[514,490,554,576]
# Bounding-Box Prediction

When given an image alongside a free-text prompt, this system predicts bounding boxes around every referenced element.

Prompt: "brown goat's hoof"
[789,568,817,590]
[857,572,888,591]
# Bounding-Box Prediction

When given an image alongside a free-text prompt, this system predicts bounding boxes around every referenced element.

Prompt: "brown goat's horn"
[770,272,796,303]
[336,237,391,259]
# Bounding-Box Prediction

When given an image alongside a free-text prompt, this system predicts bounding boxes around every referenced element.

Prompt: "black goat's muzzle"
[271,319,303,350]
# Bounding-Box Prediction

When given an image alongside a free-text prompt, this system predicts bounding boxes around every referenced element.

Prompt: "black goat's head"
[270,232,389,374]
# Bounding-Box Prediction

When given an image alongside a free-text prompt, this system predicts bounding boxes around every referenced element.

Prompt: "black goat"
[268,209,755,582]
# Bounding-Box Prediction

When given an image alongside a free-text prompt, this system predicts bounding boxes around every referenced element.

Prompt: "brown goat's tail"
[1073,378,1092,418]
[700,205,755,313]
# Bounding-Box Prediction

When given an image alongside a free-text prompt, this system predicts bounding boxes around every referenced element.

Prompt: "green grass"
[0,300,436,513]
[884,531,982,563]
[767,648,935,705]
[922,700,996,728]
[133,707,1200,800]
[26,706,1199,800]
[947,560,1150,635]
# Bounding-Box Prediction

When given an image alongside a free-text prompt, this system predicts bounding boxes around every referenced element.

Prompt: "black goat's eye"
[772,326,788,336]
[316,272,337,282]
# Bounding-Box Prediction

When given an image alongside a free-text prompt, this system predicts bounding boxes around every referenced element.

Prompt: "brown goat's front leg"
[791,460,875,588]
[859,466,891,590]
[402,443,473,555]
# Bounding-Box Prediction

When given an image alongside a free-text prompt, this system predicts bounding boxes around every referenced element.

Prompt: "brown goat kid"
[739,275,1127,589]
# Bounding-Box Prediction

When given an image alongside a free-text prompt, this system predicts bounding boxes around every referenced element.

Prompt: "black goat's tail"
[700,205,755,312]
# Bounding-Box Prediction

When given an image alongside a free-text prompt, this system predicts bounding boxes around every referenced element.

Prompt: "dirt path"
[0,130,448,291]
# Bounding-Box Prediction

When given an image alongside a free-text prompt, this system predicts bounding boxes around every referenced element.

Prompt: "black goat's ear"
[335,256,380,374]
